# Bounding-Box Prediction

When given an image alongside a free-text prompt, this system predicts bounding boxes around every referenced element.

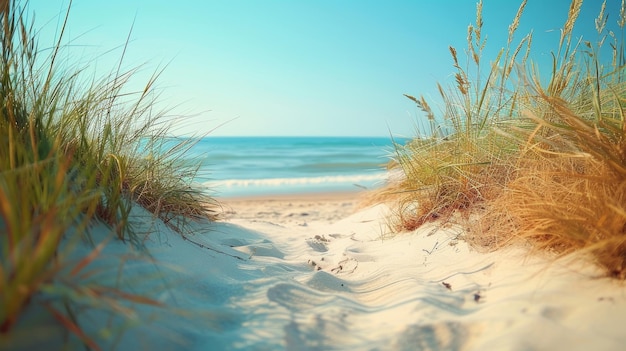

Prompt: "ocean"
[187,136,404,197]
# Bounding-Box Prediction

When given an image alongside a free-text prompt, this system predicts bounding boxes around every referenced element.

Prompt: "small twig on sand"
[181,234,247,261]
[423,241,439,255]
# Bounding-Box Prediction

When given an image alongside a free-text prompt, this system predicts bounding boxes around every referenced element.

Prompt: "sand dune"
[12,192,626,350]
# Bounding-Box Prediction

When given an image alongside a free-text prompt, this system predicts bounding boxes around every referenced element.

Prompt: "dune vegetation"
[0,0,218,347]
[387,0,626,279]
[4,0,626,347]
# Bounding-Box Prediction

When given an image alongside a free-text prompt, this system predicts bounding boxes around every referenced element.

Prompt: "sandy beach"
[218,192,626,350]
[221,191,362,228]
[15,190,621,350]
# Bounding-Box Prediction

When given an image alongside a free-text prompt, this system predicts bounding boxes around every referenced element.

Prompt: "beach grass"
[389,0,529,230]
[0,0,218,347]
[388,0,626,278]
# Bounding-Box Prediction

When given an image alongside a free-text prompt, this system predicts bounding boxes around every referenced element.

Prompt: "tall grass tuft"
[388,0,626,278]
[489,0,626,277]
[0,0,219,346]
[391,0,529,231]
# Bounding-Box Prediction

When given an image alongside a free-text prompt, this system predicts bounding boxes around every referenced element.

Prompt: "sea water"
[186,136,404,197]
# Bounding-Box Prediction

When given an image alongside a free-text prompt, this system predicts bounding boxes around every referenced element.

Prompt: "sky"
[26,0,624,137]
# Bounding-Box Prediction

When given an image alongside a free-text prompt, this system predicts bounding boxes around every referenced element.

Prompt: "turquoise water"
[189,136,404,197]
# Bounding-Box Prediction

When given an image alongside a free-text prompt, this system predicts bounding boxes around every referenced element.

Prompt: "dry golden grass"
[475,153,626,276]
[488,86,626,277]
[389,0,626,279]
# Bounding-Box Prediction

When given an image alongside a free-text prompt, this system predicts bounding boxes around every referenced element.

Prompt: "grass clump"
[388,0,626,278]
[391,0,530,230]
[0,0,219,347]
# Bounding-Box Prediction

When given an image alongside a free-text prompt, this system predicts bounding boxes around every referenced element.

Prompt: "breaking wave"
[210,173,388,188]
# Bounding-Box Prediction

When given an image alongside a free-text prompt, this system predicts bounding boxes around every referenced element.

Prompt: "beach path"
[22,191,626,351]
[200,192,626,351]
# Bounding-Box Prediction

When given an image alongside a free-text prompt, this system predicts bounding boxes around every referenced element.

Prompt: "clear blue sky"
[27,0,622,137]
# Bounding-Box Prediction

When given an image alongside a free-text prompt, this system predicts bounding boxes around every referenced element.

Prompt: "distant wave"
[206,173,389,188]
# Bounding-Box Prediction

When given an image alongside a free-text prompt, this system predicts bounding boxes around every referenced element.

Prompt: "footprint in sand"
[305,234,330,252]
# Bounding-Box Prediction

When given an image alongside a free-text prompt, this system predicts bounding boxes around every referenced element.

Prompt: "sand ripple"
[40,201,626,351]
[195,203,626,351]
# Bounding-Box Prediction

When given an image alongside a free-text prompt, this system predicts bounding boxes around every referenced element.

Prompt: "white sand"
[10,191,626,350]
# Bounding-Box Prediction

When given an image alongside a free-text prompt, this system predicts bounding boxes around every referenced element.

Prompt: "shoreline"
[217,189,366,202]
[218,190,369,227]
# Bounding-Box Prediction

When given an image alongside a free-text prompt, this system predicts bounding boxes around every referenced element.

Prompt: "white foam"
[207,173,388,188]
